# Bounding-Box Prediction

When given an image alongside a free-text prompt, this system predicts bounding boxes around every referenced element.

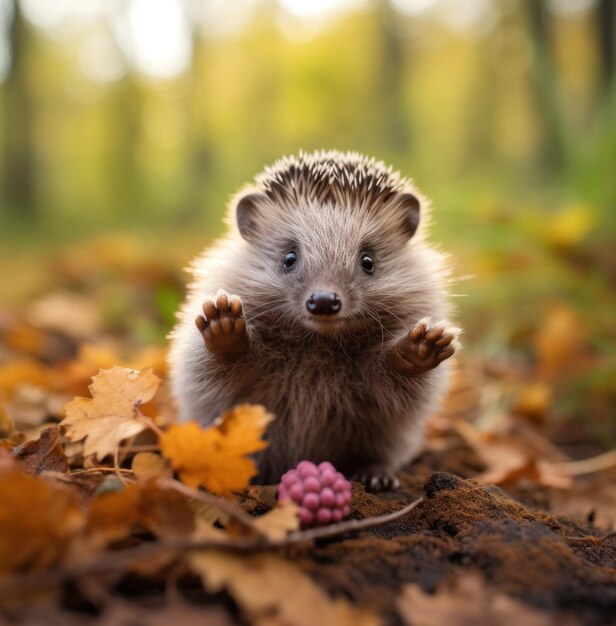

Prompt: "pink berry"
[298,461,319,478]
[320,487,335,508]
[276,460,352,529]
[303,492,320,511]
[333,479,347,493]
[320,469,336,486]
[289,483,303,501]
[298,508,314,526]
[303,476,320,492]
[316,508,332,525]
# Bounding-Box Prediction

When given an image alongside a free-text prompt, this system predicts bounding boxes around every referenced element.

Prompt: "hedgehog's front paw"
[352,467,401,493]
[392,318,461,375]
[195,289,248,358]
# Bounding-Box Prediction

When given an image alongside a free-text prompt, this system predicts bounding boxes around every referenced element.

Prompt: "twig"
[69,467,133,475]
[113,446,128,486]
[117,434,138,466]
[0,497,423,598]
[282,496,423,543]
[160,478,267,535]
[119,444,161,453]
[139,413,164,438]
[551,449,616,476]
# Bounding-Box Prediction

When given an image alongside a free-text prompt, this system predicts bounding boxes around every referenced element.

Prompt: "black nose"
[306,291,342,316]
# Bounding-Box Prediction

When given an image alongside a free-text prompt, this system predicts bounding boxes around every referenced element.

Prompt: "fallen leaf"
[511,382,552,423]
[4,320,49,358]
[534,303,586,380]
[0,468,84,574]
[56,344,120,397]
[190,551,381,626]
[10,426,68,475]
[252,501,300,540]
[0,406,14,437]
[159,404,274,495]
[47,470,105,505]
[453,419,572,489]
[27,291,102,340]
[0,360,52,399]
[94,598,235,626]
[132,451,170,480]
[86,482,195,546]
[61,366,160,461]
[398,574,570,626]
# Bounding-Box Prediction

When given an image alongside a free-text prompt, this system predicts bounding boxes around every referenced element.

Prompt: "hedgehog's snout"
[306,291,342,316]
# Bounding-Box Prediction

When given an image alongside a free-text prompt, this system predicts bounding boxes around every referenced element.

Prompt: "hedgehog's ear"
[394,192,421,239]
[235,191,267,242]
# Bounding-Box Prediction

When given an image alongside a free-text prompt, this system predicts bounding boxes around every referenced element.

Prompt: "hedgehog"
[168,150,461,491]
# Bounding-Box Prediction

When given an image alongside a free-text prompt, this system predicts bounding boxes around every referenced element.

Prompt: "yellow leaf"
[159,404,273,495]
[61,366,160,461]
[132,451,170,480]
[190,551,381,626]
[252,500,300,540]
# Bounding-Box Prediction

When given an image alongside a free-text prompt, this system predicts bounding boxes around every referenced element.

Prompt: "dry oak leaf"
[398,574,573,626]
[0,468,84,574]
[61,366,160,461]
[159,404,273,495]
[190,551,381,626]
[10,425,68,475]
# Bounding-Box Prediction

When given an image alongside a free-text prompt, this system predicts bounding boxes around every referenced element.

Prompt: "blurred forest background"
[0,0,614,447]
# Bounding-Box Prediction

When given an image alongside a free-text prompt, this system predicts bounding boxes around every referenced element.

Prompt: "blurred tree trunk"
[525,0,567,174]
[596,0,614,93]
[3,0,36,216]
[376,0,410,157]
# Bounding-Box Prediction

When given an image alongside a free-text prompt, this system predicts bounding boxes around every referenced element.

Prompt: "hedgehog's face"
[233,189,423,337]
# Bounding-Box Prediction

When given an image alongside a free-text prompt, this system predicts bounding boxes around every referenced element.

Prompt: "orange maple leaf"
[159,404,274,495]
[61,366,160,461]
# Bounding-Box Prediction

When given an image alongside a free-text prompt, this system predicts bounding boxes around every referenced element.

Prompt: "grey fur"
[168,150,459,486]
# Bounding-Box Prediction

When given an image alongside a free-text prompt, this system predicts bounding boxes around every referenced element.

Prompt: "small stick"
[159,478,267,536]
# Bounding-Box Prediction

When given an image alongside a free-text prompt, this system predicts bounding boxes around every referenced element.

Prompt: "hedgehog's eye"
[361,254,374,275]
[283,250,298,270]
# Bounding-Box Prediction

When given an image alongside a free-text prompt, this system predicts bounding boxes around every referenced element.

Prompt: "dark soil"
[312,473,615,625]
[240,461,616,626]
